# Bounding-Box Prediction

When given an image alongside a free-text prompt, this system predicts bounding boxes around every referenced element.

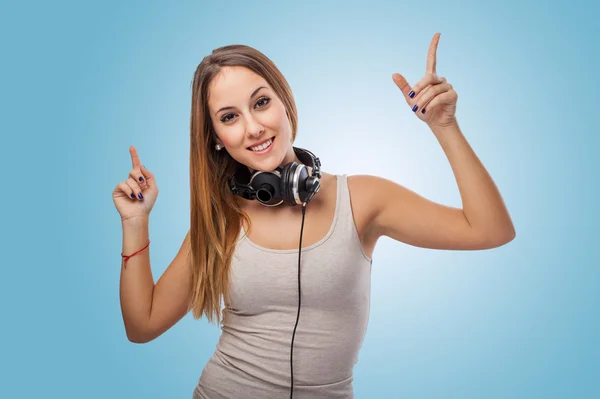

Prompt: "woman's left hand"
[392,33,458,129]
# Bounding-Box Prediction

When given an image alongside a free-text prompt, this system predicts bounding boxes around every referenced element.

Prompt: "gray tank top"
[193,174,373,399]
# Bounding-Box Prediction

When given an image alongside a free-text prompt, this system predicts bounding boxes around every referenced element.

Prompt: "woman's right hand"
[112,146,159,221]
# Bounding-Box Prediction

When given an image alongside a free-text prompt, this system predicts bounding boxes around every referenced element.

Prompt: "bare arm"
[119,216,192,343]
[380,33,514,249]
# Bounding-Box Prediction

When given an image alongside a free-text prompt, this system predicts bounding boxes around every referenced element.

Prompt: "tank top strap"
[332,174,372,264]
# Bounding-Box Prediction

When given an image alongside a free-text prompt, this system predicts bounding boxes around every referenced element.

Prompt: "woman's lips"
[247,136,275,151]
[248,136,275,155]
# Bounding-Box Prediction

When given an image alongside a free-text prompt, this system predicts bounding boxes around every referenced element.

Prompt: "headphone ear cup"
[280,162,297,206]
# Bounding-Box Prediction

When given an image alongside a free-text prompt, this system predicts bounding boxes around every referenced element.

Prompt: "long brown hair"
[187,45,299,325]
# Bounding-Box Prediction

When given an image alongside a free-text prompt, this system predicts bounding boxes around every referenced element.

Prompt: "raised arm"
[113,146,194,343]
[361,33,515,250]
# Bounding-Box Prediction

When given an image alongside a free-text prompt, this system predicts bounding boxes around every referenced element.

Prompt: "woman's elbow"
[490,227,516,248]
[125,326,154,344]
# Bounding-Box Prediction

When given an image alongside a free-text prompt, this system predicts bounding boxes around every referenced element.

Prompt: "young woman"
[112,33,515,399]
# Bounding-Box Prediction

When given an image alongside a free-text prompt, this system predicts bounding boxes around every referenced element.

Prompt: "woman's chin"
[247,150,282,171]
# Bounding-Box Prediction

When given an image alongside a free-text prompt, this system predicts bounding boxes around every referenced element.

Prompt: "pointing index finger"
[129,145,141,169]
[426,32,441,75]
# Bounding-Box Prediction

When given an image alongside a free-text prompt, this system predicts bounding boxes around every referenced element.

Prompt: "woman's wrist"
[122,214,149,255]
[122,214,149,227]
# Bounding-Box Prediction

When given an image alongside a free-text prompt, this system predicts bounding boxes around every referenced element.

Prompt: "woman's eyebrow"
[215,86,267,115]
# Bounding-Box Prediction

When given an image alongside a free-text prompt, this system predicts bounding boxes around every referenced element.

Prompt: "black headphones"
[228,145,322,398]
[228,146,322,207]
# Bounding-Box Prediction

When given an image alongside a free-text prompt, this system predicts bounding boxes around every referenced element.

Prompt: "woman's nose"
[246,117,264,136]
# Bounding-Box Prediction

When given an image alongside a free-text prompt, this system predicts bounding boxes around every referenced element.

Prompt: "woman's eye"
[220,114,234,123]
[256,96,270,108]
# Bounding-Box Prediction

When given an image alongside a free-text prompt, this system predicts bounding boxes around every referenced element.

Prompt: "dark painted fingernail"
[409,91,415,98]
[131,193,135,199]
[412,105,418,112]
[138,193,143,199]
[139,176,144,181]
[421,108,426,114]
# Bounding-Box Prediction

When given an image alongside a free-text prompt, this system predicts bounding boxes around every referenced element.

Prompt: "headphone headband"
[292,146,321,179]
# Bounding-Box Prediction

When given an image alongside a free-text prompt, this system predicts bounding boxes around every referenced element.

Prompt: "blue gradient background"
[2,0,598,398]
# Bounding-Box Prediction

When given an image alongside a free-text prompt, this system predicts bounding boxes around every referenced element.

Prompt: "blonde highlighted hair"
[187,45,298,325]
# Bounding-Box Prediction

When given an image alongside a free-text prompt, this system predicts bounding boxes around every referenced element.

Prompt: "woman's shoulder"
[321,172,376,213]
[345,174,377,211]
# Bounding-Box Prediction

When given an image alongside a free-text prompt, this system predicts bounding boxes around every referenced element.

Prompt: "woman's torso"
[193,173,374,399]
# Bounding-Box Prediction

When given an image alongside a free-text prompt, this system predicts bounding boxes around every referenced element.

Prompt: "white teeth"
[250,138,273,152]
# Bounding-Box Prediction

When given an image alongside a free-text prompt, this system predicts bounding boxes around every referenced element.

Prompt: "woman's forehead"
[208,66,268,103]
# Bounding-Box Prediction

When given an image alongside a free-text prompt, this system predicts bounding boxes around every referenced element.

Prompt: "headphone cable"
[290,201,307,399]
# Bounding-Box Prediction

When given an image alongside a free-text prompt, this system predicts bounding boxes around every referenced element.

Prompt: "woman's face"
[207,66,297,173]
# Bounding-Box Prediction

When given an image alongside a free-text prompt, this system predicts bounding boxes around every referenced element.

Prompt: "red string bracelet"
[121,240,150,269]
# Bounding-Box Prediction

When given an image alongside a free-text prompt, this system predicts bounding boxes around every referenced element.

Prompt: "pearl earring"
[215,143,223,151]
